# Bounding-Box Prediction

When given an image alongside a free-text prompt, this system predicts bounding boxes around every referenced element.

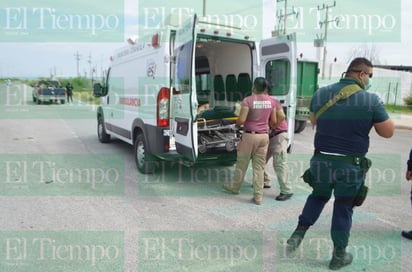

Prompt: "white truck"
[93,14,297,174]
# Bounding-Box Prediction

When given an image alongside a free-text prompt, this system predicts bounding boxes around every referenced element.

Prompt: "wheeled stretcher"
[196,117,241,154]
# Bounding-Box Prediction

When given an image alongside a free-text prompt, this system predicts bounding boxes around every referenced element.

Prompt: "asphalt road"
[1,83,412,271]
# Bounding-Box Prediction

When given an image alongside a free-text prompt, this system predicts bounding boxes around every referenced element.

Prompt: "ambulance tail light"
[152,33,160,48]
[157,87,170,127]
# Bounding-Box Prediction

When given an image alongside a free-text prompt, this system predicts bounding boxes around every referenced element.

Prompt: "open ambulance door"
[171,14,198,163]
[260,33,297,152]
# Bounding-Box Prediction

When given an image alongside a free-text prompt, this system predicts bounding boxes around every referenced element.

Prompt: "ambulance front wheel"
[134,133,157,174]
[97,117,111,143]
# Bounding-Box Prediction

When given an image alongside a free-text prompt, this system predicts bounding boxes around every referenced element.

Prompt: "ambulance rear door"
[171,14,198,163]
[259,33,297,152]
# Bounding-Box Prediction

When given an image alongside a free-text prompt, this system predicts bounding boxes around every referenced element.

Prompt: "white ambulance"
[93,14,297,174]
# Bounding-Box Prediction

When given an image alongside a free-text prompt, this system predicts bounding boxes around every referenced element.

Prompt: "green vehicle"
[295,60,319,133]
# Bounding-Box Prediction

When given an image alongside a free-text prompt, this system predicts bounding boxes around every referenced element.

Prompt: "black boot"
[329,247,353,270]
[401,230,412,240]
[286,224,309,252]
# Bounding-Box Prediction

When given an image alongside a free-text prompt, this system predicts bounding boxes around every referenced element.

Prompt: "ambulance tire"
[134,133,157,174]
[97,117,111,143]
[294,120,307,134]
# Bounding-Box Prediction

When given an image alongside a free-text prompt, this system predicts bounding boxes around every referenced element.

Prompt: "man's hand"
[406,170,412,181]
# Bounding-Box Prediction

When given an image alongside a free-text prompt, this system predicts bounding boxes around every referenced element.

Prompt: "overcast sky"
[0,0,410,78]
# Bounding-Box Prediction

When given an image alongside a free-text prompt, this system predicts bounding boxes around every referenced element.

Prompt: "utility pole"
[88,53,92,79]
[88,53,93,88]
[275,0,299,36]
[317,1,339,79]
[74,51,82,77]
[202,0,206,17]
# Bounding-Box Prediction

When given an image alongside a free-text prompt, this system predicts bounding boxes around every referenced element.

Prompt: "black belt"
[245,130,267,134]
[314,150,363,165]
[269,130,287,138]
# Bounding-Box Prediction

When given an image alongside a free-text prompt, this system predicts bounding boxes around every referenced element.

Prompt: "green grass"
[385,104,412,114]
[75,90,412,111]
[73,89,100,105]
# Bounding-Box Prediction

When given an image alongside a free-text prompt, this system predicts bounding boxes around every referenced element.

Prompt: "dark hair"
[346,57,373,73]
[253,77,267,94]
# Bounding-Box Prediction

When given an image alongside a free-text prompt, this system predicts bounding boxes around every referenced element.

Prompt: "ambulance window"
[196,74,210,92]
[175,41,193,94]
[196,74,210,105]
[265,59,290,96]
[195,56,210,104]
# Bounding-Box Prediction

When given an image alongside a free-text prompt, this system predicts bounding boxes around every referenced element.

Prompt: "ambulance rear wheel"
[134,133,156,174]
[294,120,307,134]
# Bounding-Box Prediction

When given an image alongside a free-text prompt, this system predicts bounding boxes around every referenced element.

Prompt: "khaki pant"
[230,133,269,197]
[264,132,292,194]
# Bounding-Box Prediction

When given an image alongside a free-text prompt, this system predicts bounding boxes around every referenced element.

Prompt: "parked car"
[32,79,66,104]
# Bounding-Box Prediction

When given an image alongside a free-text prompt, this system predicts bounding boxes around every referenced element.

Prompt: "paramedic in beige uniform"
[223,77,277,205]
[264,98,293,201]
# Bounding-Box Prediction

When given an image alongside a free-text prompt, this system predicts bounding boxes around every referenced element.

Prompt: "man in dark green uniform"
[402,148,412,239]
[286,58,394,270]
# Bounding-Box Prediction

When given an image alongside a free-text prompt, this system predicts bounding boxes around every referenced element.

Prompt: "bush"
[404,96,412,106]
[60,77,91,90]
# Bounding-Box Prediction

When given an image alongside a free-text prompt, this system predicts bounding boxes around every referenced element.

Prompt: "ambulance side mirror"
[93,83,107,97]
